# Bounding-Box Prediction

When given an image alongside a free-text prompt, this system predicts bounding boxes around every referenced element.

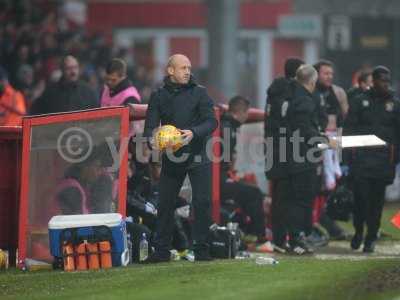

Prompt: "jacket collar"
[163,75,197,94]
[221,112,242,129]
[110,77,132,96]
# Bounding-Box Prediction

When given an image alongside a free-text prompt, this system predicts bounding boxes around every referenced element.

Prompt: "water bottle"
[139,233,149,262]
[255,256,279,265]
[127,233,133,264]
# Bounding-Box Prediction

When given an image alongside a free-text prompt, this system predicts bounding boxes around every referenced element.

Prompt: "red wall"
[273,39,304,78]
[87,1,292,41]
[169,37,201,67]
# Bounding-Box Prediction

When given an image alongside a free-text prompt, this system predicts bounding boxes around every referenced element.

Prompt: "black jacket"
[144,76,217,172]
[30,79,99,115]
[264,77,295,179]
[288,83,328,174]
[344,88,400,183]
[219,112,241,177]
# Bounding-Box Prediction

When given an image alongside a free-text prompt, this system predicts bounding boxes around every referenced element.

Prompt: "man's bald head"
[296,64,318,93]
[62,55,80,82]
[167,54,190,68]
[166,54,191,84]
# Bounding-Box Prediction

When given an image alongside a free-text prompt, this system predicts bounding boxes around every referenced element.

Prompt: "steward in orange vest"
[0,68,26,126]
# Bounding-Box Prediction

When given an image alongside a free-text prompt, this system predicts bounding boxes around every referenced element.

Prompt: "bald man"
[30,55,98,115]
[144,54,217,262]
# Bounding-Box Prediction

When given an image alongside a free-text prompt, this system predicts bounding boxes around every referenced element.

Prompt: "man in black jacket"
[264,57,303,251]
[347,70,372,105]
[30,55,99,115]
[220,96,267,245]
[344,66,400,253]
[143,54,217,262]
[287,64,336,254]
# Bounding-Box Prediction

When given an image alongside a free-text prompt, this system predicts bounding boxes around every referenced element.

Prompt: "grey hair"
[296,64,318,86]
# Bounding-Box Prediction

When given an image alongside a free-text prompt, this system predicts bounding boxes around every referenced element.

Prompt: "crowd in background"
[0,0,155,112]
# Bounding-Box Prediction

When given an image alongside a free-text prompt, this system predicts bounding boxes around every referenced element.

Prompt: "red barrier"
[0,126,22,266]
[211,108,222,223]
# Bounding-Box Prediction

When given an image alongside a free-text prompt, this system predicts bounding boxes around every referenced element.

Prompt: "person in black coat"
[30,55,99,115]
[347,70,372,105]
[143,54,217,262]
[286,65,336,254]
[344,66,400,253]
[220,96,266,244]
[264,57,303,251]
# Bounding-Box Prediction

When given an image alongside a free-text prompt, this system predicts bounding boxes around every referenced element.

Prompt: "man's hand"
[180,129,194,145]
[328,136,339,149]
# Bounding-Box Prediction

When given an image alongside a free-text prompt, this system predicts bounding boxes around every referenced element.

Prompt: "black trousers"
[220,181,266,238]
[286,169,317,239]
[270,178,290,245]
[153,163,212,256]
[352,177,387,240]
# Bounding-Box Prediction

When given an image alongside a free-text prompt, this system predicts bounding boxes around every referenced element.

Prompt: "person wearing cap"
[0,66,26,126]
[344,66,400,253]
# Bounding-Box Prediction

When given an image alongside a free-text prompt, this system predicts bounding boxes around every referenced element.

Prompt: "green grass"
[338,202,400,240]
[1,258,400,300]
[1,203,400,300]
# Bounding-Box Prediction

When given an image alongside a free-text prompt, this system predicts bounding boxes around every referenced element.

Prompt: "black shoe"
[350,233,363,250]
[142,252,171,264]
[306,229,329,248]
[290,237,314,255]
[363,239,376,253]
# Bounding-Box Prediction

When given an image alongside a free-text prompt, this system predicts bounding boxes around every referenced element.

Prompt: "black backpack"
[326,184,354,222]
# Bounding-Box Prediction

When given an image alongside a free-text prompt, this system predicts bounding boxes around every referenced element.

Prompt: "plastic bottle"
[75,242,88,271]
[255,256,279,265]
[86,242,100,270]
[139,233,149,262]
[99,241,112,269]
[62,243,75,271]
[126,233,133,265]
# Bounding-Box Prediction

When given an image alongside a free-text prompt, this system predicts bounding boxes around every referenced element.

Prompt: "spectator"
[30,55,99,115]
[1,2,156,111]
[0,66,26,126]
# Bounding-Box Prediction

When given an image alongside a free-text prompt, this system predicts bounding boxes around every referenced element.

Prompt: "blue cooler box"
[48,213,129,266]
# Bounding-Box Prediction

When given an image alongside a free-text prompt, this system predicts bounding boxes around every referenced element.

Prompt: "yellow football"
[0,250,6,269]
[155,125,183,152]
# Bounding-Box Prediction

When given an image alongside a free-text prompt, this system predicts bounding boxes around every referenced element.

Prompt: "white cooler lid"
[48,213,123,229]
